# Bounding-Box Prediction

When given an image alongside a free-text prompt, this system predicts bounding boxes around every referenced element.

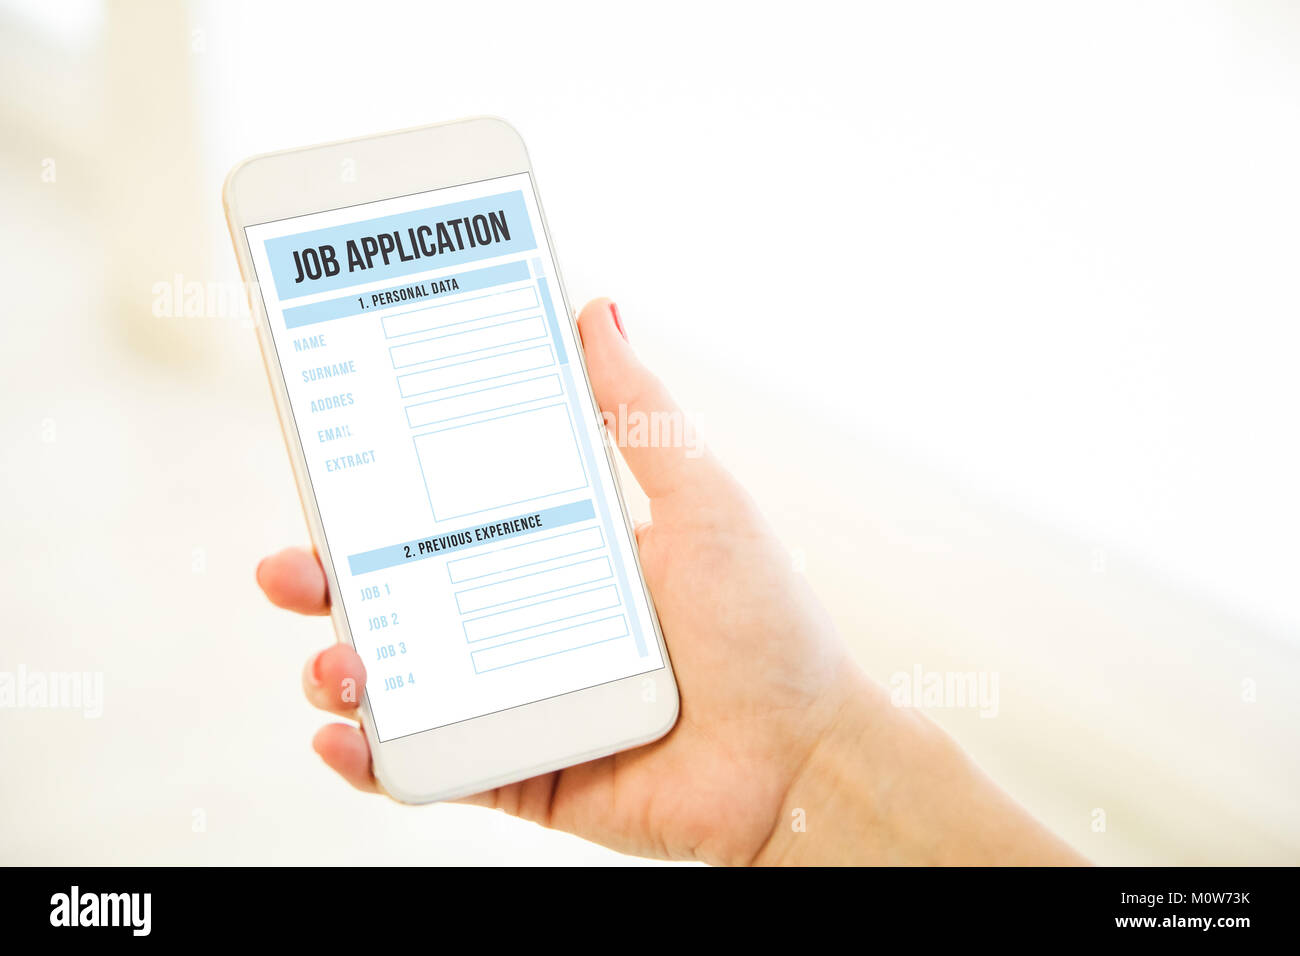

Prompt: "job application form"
[245,173,663,741]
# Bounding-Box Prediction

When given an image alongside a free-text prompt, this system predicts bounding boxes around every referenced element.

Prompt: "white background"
[0,0,1297,865]
[197,0,1300,634]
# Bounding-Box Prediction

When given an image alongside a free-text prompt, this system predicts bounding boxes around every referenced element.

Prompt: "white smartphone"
[224,117,678,803]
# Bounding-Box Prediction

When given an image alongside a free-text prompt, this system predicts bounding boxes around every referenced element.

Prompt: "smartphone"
[223,117,678,803]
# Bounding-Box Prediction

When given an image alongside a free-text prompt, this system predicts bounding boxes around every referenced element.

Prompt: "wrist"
[748,669,896,865]
[750,668,1084,866]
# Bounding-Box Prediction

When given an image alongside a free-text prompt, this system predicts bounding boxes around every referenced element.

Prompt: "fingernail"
[255,558,266,587]
[610,301,628,341]
[308,650,326,688]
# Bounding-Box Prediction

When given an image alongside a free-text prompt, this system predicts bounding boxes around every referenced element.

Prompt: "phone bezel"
[223,117,678,803]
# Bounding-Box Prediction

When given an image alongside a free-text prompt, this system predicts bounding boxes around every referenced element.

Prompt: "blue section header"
[282,260,529,330]
[347,499,595,575]
[264,190,537,300]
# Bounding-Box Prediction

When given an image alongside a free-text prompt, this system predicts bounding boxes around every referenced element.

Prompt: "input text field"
[463,585,621,643]
[383,285,539,338]
[397,345,554,398]
[471,615,629,672]
[405,375,563,428]
[389,314,546,368]
[455,557,612,614]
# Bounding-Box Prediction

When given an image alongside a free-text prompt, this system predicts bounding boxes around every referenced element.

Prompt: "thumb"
[575,298,717,502]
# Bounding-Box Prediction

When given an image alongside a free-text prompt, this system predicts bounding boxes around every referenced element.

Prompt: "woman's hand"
[257,298,1085,866]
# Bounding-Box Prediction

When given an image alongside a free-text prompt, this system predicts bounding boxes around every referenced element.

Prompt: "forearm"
[752,671,1088,866]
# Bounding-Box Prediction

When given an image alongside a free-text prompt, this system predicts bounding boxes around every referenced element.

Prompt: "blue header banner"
[263,190,537,300]
[347,500,596,575]
[282,260,529,330]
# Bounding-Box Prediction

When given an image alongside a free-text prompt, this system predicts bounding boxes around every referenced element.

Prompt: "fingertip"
[312,723,380,794]
[573,301,714,501]
[258,546,330,615]
[303,643,367,716]
[577,297,649,415]
[577,297,624,351]
[578,296,616,321]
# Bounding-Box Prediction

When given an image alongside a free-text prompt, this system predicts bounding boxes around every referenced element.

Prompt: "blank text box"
[405,375,562,428]
[464,585,620,642]
[390,315,546,368]
[397,345,553,398]
[383,286,539,338]
[471,615,629,672]
[414,402,586,519]
[456,556,611,614]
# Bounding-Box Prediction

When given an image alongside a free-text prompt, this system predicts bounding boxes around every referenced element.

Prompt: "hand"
[258,298,1085,866]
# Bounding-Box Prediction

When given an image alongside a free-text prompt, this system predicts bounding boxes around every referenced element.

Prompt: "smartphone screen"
[245,172,664,742]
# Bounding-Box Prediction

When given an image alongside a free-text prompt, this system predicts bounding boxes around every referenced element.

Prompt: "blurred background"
[2,0,1298,865]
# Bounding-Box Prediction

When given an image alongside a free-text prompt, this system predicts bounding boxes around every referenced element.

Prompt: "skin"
[257,297,1087,866]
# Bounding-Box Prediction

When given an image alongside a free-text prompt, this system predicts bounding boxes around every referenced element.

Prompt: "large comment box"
[413,403,588,521]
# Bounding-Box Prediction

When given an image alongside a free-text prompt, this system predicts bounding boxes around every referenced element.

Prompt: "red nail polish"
[610,302,627,341]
